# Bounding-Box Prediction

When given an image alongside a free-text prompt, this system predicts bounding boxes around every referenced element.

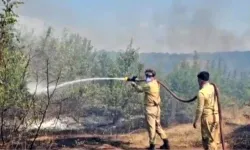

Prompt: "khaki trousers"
[201,114,221,150]
[145,105,167,144]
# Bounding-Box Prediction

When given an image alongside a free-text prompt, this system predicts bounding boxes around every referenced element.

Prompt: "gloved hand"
[128,76,137,82]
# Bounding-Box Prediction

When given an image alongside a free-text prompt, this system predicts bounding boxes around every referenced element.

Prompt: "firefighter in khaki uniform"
[193,71,221,150]
[131,69,170,150]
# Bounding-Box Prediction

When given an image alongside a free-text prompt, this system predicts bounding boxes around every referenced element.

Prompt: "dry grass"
[22,106,250,149]
[118,124,201,149]
[223,106,250,125]
[117,106,250,149]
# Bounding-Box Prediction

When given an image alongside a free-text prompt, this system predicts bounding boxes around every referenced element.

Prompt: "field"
[23,107,250,150]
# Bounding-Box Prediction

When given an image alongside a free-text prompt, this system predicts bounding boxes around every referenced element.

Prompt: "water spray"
[31,75,224,150]
[35,77,127,95]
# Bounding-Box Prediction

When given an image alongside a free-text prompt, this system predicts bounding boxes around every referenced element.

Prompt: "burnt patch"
[227,125,250,150]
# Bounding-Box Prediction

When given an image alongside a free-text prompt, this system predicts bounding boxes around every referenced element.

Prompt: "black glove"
[131,76,137,82]
[127,76,137,82]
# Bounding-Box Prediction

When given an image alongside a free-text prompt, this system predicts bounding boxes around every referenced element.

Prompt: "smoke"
[14,0,250,53]
[164,0,250,52]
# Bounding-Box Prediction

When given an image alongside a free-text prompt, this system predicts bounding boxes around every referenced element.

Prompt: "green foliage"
[165,51,250,123]
[25,24,250,128]
[0,0,27,111]
[0,48,29,107]
[107,39,144,120]
[29,29,145,124]
[0,0,35,145]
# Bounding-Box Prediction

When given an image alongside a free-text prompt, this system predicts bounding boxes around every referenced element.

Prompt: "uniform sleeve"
[194,91,205,123]
[133,83,150,93]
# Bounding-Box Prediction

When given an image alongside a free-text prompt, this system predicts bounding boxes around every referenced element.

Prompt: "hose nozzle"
[124,76,145,82]
[124,76,137,82]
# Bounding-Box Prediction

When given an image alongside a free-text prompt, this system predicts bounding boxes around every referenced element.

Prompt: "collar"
[202,82,210,88]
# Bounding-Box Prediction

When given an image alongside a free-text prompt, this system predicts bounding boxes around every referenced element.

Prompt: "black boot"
[159,139,170,149]
[147,144,155,150]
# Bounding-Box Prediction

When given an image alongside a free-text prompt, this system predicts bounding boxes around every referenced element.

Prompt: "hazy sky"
[14,0,250,53]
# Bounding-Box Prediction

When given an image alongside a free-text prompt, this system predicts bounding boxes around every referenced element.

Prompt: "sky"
[12,0,250,53]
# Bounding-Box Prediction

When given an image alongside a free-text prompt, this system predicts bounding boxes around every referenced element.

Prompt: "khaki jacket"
[194,82,219,122]
[133,79,161,106]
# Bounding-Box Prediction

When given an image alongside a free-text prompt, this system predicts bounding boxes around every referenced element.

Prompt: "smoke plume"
[164,0,250,52]
[14,0,250,53]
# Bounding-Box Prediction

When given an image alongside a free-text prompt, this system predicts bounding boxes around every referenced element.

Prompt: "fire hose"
[125,76,225,150]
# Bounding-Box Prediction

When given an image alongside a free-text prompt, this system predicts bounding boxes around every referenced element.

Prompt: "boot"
[147,144,155,150]
[159,139,170,149]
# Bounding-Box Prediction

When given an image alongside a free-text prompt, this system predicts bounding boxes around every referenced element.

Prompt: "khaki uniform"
[134,79,167,144]
[194,83,221,150]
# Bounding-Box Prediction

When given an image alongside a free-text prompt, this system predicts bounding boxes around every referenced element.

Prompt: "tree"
[105,39,143,125]
[0,0,33,145]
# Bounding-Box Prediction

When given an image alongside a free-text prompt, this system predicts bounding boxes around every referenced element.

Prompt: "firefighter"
[193,71,220,150]
[131,69,170,150]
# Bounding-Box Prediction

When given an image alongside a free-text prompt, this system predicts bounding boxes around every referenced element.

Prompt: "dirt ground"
[25,126,247,150]
[30,124,235,150]
[30,107,249,150]
[2,107,248,150]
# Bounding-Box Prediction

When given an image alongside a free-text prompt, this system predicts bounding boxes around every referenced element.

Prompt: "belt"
[202,112,218,116]
[145,103,158,107]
